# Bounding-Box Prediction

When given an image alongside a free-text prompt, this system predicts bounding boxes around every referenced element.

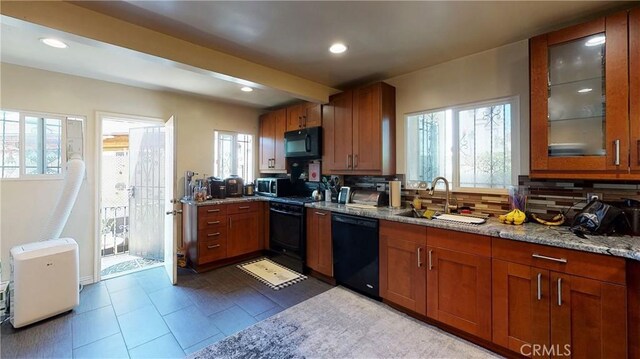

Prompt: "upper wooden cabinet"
[286,102,322,131]
[259,108,286,173]
[323,82,396,175]
[530,10,636,180]
[630,8,640,173]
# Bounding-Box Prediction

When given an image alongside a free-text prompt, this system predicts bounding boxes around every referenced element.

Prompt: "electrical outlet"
[587,192,602,202]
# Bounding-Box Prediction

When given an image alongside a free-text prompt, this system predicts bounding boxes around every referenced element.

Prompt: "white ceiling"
[1,1,630,109]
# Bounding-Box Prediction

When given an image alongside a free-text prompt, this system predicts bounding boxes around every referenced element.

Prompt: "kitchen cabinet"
[492,238,627,358]
[259,109,286,172]
[630,8,640,173]
[286,102,322,131]
[530,11,632,179]
[323,82,396,175]
[183,201,266,272]
[379,220,426,315]
[306,208,333,277]
[426,228,492,340]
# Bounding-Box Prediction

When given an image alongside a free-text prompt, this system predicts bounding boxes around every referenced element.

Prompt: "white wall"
[386,40,530,177]
[0,63,260,283]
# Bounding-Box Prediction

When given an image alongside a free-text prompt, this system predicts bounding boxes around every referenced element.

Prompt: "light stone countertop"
[180,196,269,206]
[305,201,640,261]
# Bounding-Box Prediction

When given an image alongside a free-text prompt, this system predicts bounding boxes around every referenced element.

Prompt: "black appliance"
[268,196,319,273]
[332,213,379,299]
[206,177,225,199]
[284,126,322,159]
[256,177,293,197]
[224,175,244,197]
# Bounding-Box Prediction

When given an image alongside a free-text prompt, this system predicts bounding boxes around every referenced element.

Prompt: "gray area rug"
[189,286,502,359]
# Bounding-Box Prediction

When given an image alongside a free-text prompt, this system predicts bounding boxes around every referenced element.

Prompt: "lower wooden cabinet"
[306,209,333,277]
[426,228,492,341]
[227,212,261,257]
[379,220,427,315]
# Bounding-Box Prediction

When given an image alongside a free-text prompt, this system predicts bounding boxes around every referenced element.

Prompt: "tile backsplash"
[344,175,640,219]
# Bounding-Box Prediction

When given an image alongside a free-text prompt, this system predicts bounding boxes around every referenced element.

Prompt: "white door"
[164,116,177,284]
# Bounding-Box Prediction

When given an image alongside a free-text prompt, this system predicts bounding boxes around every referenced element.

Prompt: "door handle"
[314,211,327,216]
[537,272,542,300]
[614,139,620,166]
[165,209,182,216]
[346,155,350,168]
[417,247,423,268]
[302,115,307,127]
[169,198,178,204]
[557,278,563,306]
[428,249,433,270]
[532,253,567,263]
[354,154,358,168]
[298,116,302,128]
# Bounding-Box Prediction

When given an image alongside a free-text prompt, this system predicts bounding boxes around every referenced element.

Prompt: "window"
[0,110,83,179]
[213,131,254,183]
[405,97,518,190]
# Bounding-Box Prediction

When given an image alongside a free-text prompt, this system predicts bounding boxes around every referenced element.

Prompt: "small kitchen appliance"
[224,175,244,197]
[244,183,256,196]
[338,186,351,204]
[207,177,226,199]
[256,177,293,197]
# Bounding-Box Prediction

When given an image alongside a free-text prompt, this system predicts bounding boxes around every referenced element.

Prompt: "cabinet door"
[227,212,260,257]
[306,209,319,270]
[286,103,303,132]
[323,91,353,172]
[530,13,629,178]
[427,246,492,340]
[379,221,426,315]
[492,260,550,357]
[303,102,322,128]
[259,112,275,171]
[630,8,640,172]
[273,108,287,171]
[550,272,627,358]
[353,83,381,171]
[315,210,332,277]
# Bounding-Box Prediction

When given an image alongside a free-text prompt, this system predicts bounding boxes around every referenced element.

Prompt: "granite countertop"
[181,196,269,206]
[306,201,640,261]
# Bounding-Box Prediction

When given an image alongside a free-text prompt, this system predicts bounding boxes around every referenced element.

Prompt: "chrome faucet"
[429,177,451,214]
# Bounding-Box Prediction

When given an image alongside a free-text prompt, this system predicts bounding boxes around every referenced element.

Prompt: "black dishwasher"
[332,213,379,299]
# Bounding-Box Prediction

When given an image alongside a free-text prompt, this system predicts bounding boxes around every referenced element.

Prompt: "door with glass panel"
[530,12,629,178]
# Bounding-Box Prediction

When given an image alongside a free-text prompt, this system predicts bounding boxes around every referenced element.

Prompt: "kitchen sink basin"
[396,211,486,224]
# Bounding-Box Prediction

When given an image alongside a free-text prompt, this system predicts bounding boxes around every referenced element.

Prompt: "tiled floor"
[1,262,333,358]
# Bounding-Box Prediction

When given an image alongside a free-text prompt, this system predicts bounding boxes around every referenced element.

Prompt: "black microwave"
[284,127,322,159]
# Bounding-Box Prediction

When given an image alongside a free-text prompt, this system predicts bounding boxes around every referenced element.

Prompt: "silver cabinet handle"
[417,247,423,268]
[614,139,620,166]
[207,244,221,249]
[557,278,562,306]
[354,154,358,168]
[537,273,542,301]
[428,250,433,270]
[207,209,220,213]
[349,155,353,168]
[207,232,221,237]
[532,253,567,263]
[207,221,221,225]
[238,206,250,209]
[314,211,327,216]
[346,155,350,168]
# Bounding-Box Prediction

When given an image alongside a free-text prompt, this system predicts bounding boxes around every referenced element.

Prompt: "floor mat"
[237,258,307,290]
[101,258,163,276]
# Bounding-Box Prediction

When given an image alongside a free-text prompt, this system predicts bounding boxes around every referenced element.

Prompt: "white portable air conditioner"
[10,238,79,328]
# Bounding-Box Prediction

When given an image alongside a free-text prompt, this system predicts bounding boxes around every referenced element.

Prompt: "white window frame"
[1,109,85,181]
[404,96,520,193]
[213,130,254,183]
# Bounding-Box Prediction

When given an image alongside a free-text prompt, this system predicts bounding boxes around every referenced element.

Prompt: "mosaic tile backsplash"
[343,175,640,220]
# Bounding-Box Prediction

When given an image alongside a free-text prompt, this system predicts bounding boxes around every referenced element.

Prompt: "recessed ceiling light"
[329,43,348,54]
[585,36,605,47]
[40,38,68,49]
[240,86,253,92]
[577,88,593,93]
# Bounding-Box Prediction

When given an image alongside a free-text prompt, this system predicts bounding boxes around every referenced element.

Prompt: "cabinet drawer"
[228,202,260,214]
[198,205,227,218]
[492,238,626,284]
[198,239,227,264]
[198,227,227,242]
[428,227,491,257]
[198,215,226,230]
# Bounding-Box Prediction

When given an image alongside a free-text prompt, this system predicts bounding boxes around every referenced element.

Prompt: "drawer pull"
[532,253,567,263]
[238,206,250,209]
[207,221,221,225]
[314,212,327,216]
[417,247,422,268]
[536,273,542,301]
[207,244,221,249]
[557,278,563,306]
[207,232,221,237]
[207,209,220,213]
[428,250,433,270]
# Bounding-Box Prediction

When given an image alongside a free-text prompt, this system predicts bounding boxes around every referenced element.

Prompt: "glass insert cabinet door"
[530,13,629,175]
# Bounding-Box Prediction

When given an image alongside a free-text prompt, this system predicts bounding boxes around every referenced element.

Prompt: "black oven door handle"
[305,134,311,152]
[270,208,303,217]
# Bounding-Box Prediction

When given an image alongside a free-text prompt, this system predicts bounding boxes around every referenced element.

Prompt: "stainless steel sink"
[396,211,486,224]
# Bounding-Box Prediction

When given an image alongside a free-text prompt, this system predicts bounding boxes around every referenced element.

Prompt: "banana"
[498,209,527,225]
[530,213,565,226]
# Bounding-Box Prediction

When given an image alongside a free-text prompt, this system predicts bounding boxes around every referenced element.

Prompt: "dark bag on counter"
[570,199,630,236]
